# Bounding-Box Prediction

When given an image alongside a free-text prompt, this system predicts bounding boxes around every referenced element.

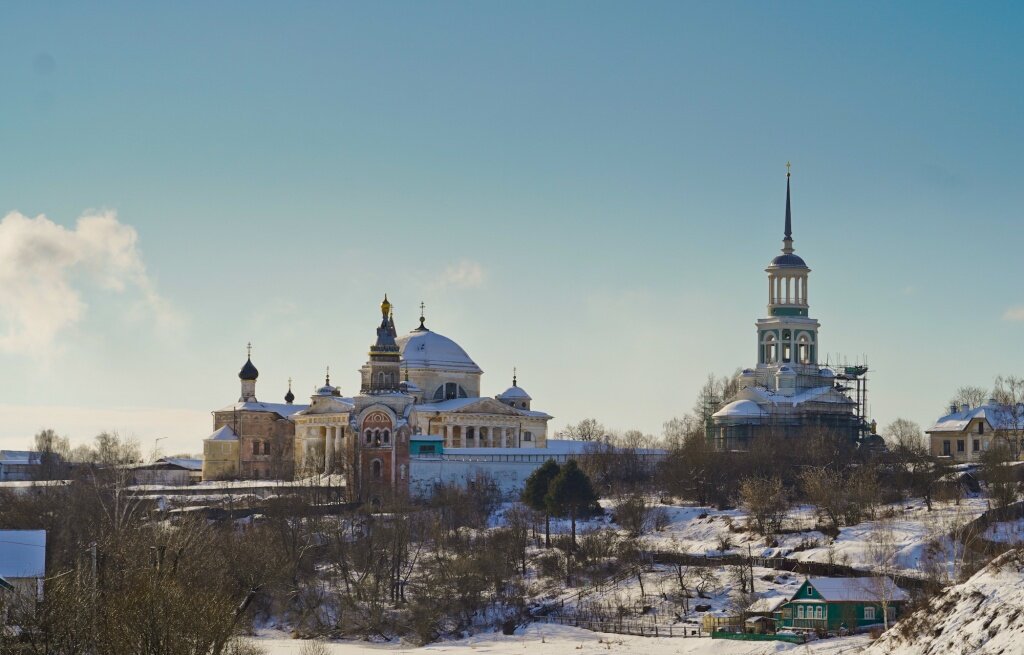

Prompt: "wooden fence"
[537,614,704,638]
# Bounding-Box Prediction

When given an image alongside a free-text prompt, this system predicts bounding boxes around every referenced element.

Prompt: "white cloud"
[0,210,181,355]
[1003,306,1024,322]
[435,260,486,290]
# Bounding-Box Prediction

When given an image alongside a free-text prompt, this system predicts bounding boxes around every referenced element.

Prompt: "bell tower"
[756,167,820,378]
[361,295,402,393]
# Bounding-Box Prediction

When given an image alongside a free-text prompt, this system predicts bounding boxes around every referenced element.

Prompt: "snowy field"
[255,625,873,655]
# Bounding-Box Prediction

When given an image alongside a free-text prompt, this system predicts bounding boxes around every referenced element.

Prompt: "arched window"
[372,459,382,479]
[365,429,372,444]
[433,382,469,401]
[797,333,812,364]
[762,334,777,364]
[382,429,391,444]
[373,429,382,446]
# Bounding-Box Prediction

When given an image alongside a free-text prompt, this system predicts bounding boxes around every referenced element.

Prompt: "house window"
[979,423,985,435]
[973,439,980,452]
[263,441,270,455]
[816,607,823,619]
[523,431,533,442]
[957,440,965,453]
[943,440,951,456]
[797,606,804,619]
[864,606,875,621]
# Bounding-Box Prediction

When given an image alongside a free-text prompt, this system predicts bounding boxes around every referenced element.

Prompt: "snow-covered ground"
[254,624,873,655]
[638,497,989,576]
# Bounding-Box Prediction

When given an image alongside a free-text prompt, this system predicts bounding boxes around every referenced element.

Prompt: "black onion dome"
[239,357,259,381]
[769,253,808,268]
[284,388,295,403]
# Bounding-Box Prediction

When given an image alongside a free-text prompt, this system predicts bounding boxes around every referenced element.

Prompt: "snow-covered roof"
[0,530,46,578]
[748,595,787,614]
[802,577,908,603]
[416,397,552,419]
[396,329,482,374]
[205,425,239,441]
[158,457,203,470]
[0,451,36,464]
[216,401,309,418]
[746,384,856,408]
[713,399,767,420]
[497,385,531,401]
[929,402,1024,433]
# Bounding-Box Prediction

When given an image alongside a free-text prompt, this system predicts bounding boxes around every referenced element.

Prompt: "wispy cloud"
[0,210,181,355]
[1003,306,1024,322]
[434,260,486,290]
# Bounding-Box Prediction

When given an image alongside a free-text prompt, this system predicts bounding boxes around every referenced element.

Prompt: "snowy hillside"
[864,549,1024,655]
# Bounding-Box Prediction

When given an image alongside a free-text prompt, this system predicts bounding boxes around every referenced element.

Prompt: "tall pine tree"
[545,459,597,550]
[522,459,561,548]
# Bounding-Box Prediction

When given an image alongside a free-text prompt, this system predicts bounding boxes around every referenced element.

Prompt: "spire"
[782,163,794,254]
[512,367,518,387]
[325,366,330,386]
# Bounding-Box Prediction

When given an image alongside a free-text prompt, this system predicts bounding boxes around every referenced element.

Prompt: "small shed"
[702,610,743,633]
[775,577,908,633]
[131,457,203,486]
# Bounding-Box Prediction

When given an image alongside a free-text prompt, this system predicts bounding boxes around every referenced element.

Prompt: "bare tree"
[555,418,607,442]
[865,519,899,631]
[738,476,789,538]
[884,418,924,451]
[946,385,988,413]
[992,375,1024,460]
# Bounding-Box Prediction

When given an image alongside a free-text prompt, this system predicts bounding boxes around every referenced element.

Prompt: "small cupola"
[497,368,532,410]
[238,342,258,402]
[284,377,295,404]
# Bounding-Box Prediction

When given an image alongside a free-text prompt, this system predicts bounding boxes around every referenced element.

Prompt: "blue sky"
[1,2,1022,454]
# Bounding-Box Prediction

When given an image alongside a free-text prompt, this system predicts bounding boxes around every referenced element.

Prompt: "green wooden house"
[774,577,908,633]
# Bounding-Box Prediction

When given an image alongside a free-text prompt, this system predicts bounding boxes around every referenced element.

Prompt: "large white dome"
[712,399,767,421]
[396,328,482,374]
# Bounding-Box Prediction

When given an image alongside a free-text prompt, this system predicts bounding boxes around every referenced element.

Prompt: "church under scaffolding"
[707,171,878,451]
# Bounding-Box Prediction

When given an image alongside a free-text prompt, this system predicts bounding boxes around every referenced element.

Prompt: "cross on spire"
[415,300,428,331]
[325,365,330,385]
[246,341,252,358]
[513,367,518,387]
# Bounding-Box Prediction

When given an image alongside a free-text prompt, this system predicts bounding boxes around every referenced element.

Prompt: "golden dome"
[380,294,391,317]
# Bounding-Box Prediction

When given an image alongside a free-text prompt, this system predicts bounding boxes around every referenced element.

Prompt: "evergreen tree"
[545,460,598,549]
[521,459,561,548]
